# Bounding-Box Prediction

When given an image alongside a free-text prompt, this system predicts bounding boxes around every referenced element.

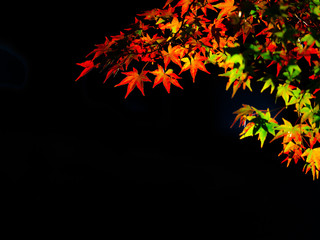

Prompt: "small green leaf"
[288,64,301,78]
[255,126,268,148]
[260,78,275,94]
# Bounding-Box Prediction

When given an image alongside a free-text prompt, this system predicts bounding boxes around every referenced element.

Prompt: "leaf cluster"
[76,0,320,180]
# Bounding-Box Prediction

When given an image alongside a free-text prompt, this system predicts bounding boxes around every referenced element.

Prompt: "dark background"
[1,1,318,238]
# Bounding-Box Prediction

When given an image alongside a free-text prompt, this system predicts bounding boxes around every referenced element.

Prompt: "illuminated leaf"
[293,42,319,66]
[280,141,302,167]
[302,148,320,180]
[161,44,186,69]
[271,118,303,144]
[114,68,151,98]
[176,0,193,16]
[137,9,160,20]
[231,104,256,127]
[150,64,183,93]
[163,0,174,9]
[180,52,210,82]
[86,37,113,60]
[213,0,237,19]
[260,78,275,94]
[75,60,100,81]
[276,84,295,106]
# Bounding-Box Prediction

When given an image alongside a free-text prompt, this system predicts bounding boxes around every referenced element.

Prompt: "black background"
[1,1,318,238]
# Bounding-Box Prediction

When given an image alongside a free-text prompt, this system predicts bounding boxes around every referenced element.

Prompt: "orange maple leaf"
[180,52,211,82]
[302,148,320,180]
[200,0,218,16]
[114,68,151,98]
[150,64,183,93]
[160,17,181,34]
[161,44,186,69]
[137,8,160,20]
[176,0,193,16]
[213,0,237,19]
[280,141,302,167]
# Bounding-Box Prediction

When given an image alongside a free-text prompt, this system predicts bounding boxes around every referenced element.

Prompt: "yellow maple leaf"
[302,148,320,180]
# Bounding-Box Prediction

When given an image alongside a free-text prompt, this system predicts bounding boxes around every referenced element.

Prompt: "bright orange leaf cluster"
[76,0,320,180]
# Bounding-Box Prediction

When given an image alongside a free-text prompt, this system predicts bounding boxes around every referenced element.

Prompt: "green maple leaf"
[283,64,301,80]
[276,84,295,106]
[260,77,275,94]
[238,108,277,148]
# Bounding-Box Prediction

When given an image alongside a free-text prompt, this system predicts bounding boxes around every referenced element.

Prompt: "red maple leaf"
[114,68,151,98]
[293,42,319,66]
[86,37,113,60]
[75,60,99,81]
[150,64,183,93]
[163,0,174,9]
[180,52,211,82]
[104,64,124,83]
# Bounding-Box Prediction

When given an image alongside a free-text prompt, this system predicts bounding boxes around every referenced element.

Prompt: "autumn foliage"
[76,0,320,180]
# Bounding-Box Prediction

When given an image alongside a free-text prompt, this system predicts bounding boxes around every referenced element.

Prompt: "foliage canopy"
[76,0,320,180]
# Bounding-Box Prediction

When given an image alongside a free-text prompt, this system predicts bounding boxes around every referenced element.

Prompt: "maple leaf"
[293,42,319,66]
[86,37,113,61]
[276,84,295,106]
[158,5,177,18]
[302,148,320,180]
[114,68,151,98]
[163,0,174,9]
[160,16,182,34]
[231,104,256,128]
[176,0,193,16]
[75,60,100,81]
[238,109,277,148]
[141,33,162,45]
[104,64,124,83]
[213,0,237,19]
[137,8,160,20]
[271,118,303,144]
[280,141,302,167]
[200,0,218,16]
[110,31,125,42]
[161,44,186,69]
[240,16,256,44]
[150,64,183,93]
[206,19,227,46]
[260,78,275,94]
[180,52,210,82]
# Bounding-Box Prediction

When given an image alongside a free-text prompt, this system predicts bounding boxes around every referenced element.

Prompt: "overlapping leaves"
[76,0,320,180]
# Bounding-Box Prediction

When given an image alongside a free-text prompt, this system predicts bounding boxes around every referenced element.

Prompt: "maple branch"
[142,61,150,71]
[273,107,286,120]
